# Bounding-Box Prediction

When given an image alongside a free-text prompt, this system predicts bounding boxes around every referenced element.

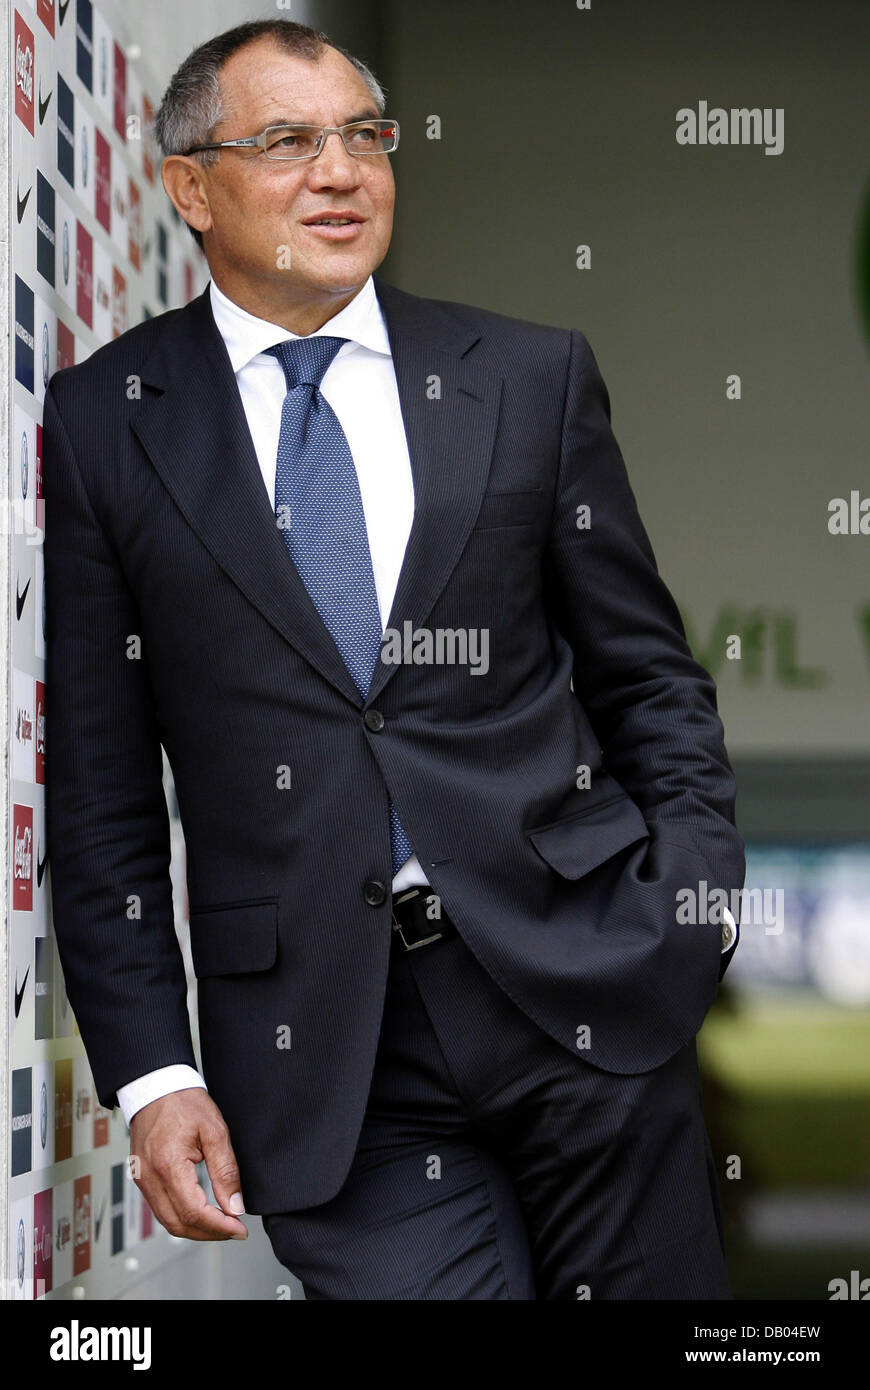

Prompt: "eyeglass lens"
[264,121,398,159]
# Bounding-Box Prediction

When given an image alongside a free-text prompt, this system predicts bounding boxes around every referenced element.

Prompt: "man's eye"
[269,130,314,151]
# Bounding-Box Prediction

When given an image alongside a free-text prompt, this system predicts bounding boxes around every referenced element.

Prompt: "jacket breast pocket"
[187,896,279,978]
[527,794,650,880]
[473,488,542,529]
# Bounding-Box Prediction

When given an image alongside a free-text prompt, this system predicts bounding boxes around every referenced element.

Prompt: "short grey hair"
[153,20,387,251]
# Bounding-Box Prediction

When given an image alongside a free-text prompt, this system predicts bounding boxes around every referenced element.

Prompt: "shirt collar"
[208,274,391,374]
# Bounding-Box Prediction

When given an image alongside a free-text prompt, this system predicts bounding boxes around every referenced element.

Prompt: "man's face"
[188,39,395,310]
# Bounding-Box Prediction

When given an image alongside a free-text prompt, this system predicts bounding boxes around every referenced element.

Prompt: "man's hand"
[129,1088,248,1241]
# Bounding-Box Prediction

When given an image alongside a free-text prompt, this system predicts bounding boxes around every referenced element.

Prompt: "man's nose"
[308,131,361,182]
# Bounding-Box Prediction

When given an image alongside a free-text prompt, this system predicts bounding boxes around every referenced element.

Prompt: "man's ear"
[161,156,213,242]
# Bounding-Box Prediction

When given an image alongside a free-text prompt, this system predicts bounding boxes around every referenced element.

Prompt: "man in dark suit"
[44,18,743,1300]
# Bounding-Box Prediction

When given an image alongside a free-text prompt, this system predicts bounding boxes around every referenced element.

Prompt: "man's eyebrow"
[266,109,382,127]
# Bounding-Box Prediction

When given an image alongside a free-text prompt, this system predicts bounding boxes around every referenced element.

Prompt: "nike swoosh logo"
[14,967,30,1018]
[37,848,47,887]
[16,576,30,620]
[58,0,71,27]
[94,1197,108,1242]
[38,84,52,125]
[17,181,32,224]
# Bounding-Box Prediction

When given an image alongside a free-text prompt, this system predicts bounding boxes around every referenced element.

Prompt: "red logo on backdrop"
[55,1059,73,1163]
[14,12,35,134]
[13,803,33,910]
[112,180,126,228]
[113,42,127,142]
[37,1,55,39]
[95,129,111,232]
[184,261,195,304]
[95,266,110,321]
[18,704,33,751]
[128,179,141,271]
[93,1097,110,1148]
[35,681,46,784]
[76,221,93,328]
[57,319,75,371]
[73,1175,91,1276]
[112,265,127,339]
[34,1189,53,1296]
[143,95,155,184]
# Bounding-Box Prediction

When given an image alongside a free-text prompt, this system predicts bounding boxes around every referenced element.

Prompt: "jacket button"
[364,708,385,732]
[364,880,387,906]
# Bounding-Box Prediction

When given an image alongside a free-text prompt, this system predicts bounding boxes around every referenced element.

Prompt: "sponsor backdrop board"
[6,0,211,1301]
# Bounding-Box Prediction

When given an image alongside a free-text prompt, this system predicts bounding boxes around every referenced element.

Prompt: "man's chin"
[285,262,375,299]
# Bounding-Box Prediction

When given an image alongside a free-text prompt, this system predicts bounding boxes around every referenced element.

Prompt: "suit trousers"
[262,927,731,1300]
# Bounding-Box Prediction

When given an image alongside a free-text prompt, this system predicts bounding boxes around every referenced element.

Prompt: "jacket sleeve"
[43,379,198,1108]
[542,330,745,973]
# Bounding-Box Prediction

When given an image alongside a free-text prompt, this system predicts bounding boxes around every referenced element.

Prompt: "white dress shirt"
[117,274,428,1125]
[115,276,738,1125]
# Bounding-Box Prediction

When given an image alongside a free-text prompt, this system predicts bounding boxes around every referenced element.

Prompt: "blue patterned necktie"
[268,334,413,877]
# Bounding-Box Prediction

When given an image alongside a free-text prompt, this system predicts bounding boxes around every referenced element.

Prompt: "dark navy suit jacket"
[44,276,744,1213]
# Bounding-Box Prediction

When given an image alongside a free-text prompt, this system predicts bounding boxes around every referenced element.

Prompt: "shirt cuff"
[117,1064,208,1127]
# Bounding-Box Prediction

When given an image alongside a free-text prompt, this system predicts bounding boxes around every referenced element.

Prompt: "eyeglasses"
[183,119,400,161]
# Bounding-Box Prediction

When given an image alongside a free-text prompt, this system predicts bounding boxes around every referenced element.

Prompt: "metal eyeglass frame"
[182,119,400,161]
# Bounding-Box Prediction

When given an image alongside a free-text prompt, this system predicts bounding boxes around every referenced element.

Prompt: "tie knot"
[268,334,346,390]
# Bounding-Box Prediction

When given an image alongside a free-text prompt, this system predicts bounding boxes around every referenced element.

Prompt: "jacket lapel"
[130,278,502,707]
[367,277,503,703]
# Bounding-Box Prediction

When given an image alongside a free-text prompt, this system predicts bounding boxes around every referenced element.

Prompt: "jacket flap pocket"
[188,897,278,978]
[528,795,649,880]
[474,488,542,529]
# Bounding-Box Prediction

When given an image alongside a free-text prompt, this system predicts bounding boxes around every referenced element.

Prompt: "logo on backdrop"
[38,80,52,125]
[95,129,111,231]
[37,2,56,40]
[76,220,93,328]
[13,803,34,911]
[37,173,56,286]
[35,934,53,1036]
[61,216,70,287]
[76,0,94,93]
[16,178,32,224]
[11,1069,33,1176]
[14,13,35,134]
[57,76,75,186]
[80,123,89,188]
[14,277,35,394]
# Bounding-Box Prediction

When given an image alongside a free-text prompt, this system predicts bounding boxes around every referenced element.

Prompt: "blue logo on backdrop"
[76,0,93,93]
[14,277,35,394]
[36,172,56,287]
[57,76,75,186]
